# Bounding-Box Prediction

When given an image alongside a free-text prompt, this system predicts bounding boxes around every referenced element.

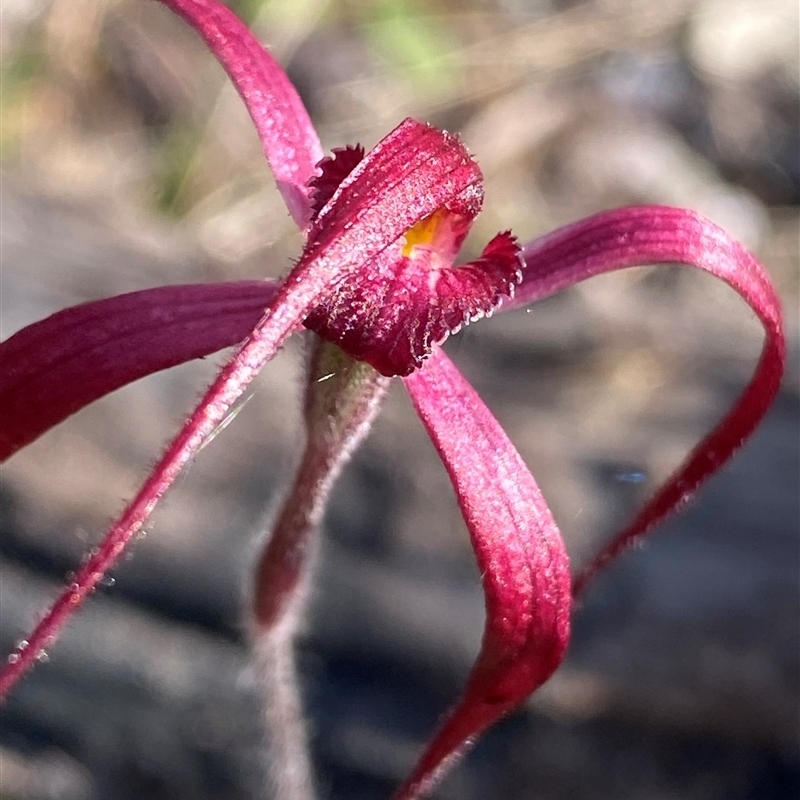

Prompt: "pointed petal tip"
[400,351,571,796]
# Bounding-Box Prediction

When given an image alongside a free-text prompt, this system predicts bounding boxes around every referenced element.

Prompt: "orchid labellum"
[0,1,785,798]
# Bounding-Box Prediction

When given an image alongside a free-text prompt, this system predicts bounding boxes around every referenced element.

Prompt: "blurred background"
[1,0,798,798]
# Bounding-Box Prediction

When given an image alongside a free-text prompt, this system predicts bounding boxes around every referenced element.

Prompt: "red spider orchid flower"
[0,0,785,798]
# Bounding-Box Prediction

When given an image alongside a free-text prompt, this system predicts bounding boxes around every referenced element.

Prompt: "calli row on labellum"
[0,1,785,798]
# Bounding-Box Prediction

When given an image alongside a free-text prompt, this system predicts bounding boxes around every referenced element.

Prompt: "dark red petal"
[506,206,785,597]
[0,282,278,461]
[158,0,323,226]
[399,349,570,798]
[305,231,523,376]
[307,145,365,222]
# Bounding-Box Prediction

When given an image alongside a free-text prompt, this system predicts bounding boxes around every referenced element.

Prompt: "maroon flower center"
[302,133,523,376]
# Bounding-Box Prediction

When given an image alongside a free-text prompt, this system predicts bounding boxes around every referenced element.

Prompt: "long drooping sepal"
[157,0,323,226]
[0,120,488,698]
[507,206,785,597]
[400,349,571,800]
[252,342,389,800]
[0,281,279,461]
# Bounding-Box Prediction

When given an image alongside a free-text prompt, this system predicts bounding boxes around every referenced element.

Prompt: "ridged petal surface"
[399,349,571,799]
[0,282,278,461]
